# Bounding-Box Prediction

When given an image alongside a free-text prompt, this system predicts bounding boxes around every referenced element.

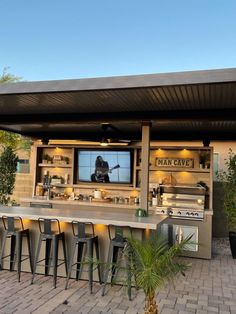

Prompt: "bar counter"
[0,205,167,280]
[0,205,167,230]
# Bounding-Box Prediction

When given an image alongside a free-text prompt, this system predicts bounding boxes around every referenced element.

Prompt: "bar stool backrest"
[38,218,61,235]
[71,221,95,238]
[108,224,132,242]
[2,216,24,232]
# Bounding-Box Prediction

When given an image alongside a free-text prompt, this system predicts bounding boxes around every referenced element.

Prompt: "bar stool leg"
[126,246,132,301]
[10,235,16,271]
[111,246,119,285]
[52,235,59,289]
[61,233,68,275]
[65,237,77,290]
[102,242,114,296]
[45,238,52,276]
[0,231,8,270]
[76,242,84,281]
[31,234,43,284]
[16,232,23,282]
[25,229,33,273]
[87,239,93,294]
[94,236,102,284]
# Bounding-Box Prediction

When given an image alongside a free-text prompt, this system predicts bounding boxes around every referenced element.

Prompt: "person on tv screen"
[91,156,110,183]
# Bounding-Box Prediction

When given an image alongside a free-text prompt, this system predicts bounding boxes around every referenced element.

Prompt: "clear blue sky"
[0,0,235,81]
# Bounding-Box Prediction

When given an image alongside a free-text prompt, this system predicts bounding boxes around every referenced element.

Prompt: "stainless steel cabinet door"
[173,225,198,252]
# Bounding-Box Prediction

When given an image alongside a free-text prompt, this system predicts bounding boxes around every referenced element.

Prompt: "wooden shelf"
[38,183,72,188]
[38,163,72,168]
[136,166,210,173]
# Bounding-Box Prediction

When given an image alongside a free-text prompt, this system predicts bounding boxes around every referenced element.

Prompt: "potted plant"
[0,147,18,205]
[61,156,70,165]
[218,149,236,258]
[199,150,210,169]
[47,156,52,164]
[126,235,191,314]
[42,154,51,164]
[64,156,70,164]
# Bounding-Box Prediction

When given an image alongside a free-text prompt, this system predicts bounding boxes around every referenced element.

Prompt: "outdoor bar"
[0,68,236,282]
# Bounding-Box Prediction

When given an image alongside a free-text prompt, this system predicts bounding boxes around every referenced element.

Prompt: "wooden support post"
[140,122,151,213]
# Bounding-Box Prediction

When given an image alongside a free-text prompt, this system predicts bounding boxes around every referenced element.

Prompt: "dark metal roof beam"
[0,108,236,124]
[12,129,236,141]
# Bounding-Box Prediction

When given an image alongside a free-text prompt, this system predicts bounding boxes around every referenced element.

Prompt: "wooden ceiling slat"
[192,85,200,107]
[185,85,196,109]
[158,87,172,110]
[149,88,167,110]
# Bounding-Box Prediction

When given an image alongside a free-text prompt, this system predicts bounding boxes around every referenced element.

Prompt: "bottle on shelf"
[152,188,158,206]
[148,190,153,206]
[64,173,70,184]
[42,170,51,199]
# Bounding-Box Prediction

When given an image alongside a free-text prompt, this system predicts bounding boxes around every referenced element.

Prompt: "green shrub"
[0,147,18,205]
[217,149,236,231]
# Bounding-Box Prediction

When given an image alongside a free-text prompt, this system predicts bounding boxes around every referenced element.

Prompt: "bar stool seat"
[65,221,102,293]
[0,216,33,282]
[102,224,132,300]
[31,218,67,288]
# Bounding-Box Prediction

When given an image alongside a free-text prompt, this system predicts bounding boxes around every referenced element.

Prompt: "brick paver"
[0,248,235,313]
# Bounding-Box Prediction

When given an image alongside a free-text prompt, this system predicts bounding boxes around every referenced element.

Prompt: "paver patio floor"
[0,241,235,314]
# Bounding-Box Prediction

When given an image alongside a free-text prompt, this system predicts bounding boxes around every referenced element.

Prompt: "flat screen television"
[77,150,132,184]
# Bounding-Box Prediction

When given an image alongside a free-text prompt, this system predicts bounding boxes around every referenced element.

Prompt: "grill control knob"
[177,211,181,215]
[195,212,199,216]
[186,212,190,216]
[191,212,195,216]
[169,210,173,215]
[161,210,165,214]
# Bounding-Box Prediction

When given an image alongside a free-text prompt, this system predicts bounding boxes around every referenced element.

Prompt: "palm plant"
[126,235,191,314]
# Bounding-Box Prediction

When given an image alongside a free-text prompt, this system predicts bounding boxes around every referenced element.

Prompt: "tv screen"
[78,150,132,184]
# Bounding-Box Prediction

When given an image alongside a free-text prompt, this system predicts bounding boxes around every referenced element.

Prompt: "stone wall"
[12,173,33,204]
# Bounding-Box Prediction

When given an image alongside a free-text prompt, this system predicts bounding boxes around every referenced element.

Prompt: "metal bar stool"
[65,221,102,293]
[102,224,132,300]
[0,216,33,282]
[31,218,67,288]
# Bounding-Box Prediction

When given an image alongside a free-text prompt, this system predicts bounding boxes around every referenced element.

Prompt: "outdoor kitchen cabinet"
[172,225,199,252]
[136,146,213,208]
[142,146,213,259]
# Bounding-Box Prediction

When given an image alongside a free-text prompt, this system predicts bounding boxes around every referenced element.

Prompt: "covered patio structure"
[0,68,236,313]
[0,67,236,142]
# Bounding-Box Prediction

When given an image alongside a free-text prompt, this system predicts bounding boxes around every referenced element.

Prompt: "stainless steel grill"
[155,185,206,220]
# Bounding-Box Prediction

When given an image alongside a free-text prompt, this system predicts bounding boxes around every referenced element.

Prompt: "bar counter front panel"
[20,198,213,259]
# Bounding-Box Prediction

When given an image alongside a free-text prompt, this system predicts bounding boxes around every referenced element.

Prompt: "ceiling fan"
[100,123,131,146]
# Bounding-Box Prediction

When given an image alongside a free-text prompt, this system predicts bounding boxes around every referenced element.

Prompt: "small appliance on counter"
[94,189,102,199]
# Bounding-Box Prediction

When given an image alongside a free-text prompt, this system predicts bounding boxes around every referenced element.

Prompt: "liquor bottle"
[43,171,49,186]
[152,188,158,206]
[148,191,153,206]
[64,173,69,184]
